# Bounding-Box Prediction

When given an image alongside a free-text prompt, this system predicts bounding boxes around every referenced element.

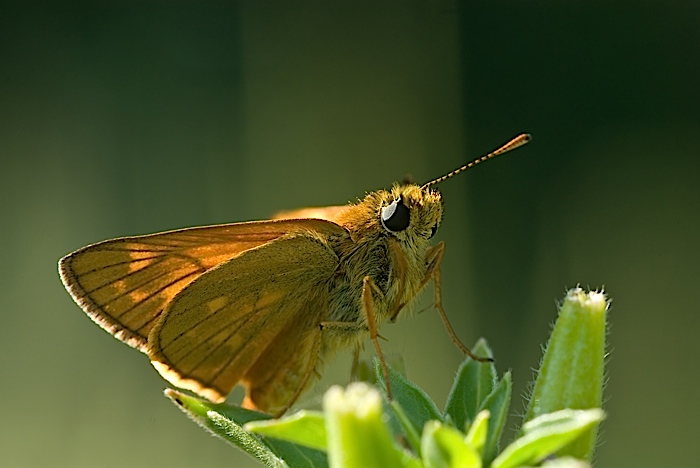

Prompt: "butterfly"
[59,133,530,415]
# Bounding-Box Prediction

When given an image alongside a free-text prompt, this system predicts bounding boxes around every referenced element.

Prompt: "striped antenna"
[421,133,532,189]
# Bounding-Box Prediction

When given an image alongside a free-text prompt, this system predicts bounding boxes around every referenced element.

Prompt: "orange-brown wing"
[147,234,339,408]
[274,205,348,223]
[59,218,346,352]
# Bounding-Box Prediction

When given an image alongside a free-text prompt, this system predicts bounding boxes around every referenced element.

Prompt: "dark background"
[1,1,698,466]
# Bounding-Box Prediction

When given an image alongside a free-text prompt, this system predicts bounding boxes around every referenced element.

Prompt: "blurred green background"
[1,1,698,467]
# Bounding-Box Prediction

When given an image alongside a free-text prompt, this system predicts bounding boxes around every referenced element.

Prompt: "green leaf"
[205,412,288,468]
[355,354,406,386]
[464,410,489,457]
[525,288,608,460]
[480,371,512,464]
[374,358,443,434]
[390,400,424,457]
[521,409,604,435]
[324,382,419,468]
[421,420,481,468]
[165,390,284,468]
[245,411,327,452]
[443,338,496,429]
[492,409,605,468]
[165,389,327,468]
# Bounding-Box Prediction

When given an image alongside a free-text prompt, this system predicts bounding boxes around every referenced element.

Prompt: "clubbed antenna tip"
[422,133,532,189]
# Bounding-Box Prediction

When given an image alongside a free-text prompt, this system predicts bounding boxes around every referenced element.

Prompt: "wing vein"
[181,308,261,379]
[81,257,173,292]
[114,270,202,320]
[96,267,188,307]
[208,309,275,384]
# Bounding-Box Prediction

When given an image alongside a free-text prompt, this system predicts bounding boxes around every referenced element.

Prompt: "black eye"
[429,225,438,239]
[381,198,410,232]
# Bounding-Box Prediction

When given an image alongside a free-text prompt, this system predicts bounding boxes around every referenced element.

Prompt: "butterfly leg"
[421,242,493,363]
[361,276,392,399]
[320,276,393,399]
[388,241,446,322]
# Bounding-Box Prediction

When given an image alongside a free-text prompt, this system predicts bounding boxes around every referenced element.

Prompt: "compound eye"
[381,198,410,232]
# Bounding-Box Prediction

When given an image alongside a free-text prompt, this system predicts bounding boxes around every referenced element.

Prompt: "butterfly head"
[338,183,442,248]
[376,133,532,244]
[342,134,531,245]
[378,184,443,243]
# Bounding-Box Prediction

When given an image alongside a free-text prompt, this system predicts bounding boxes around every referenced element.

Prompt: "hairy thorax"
[319,184,440,352]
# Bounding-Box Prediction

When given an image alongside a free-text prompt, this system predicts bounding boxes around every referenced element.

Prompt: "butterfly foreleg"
[388,241,445,322]
[424,242,493,363]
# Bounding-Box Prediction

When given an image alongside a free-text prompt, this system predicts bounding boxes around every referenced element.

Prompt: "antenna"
[421,133,532,189]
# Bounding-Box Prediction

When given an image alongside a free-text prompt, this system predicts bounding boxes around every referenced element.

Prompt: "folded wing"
[59,218,345,352]
[147,233,340,408]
